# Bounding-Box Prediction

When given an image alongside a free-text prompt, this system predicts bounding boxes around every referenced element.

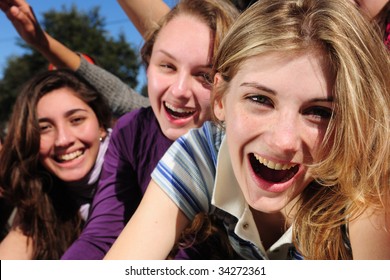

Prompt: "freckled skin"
[214,51,334,213]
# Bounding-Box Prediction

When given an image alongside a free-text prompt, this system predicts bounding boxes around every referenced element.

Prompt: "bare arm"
[349,207,390,259]
[104,180,190,259]
[117,0,170,38]
[0,227,33,260]
[0,0,80,70]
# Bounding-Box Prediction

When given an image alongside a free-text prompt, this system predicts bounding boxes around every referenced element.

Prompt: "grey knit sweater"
[76,56,150,118]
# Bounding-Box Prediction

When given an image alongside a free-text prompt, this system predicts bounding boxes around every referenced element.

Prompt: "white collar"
[211,136,293,258]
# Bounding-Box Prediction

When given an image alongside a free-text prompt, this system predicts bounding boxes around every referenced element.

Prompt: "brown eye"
[70,117,85,125]
[39,123,51,133]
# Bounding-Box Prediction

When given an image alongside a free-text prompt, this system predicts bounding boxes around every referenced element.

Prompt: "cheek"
[84,123,103,144]
[305,127,329,162]
[147,68,169,97]
[225,112,255,159]
[38,140,51,170]
[39,136,52,157]
[226,105,254,135]
[195,85,211,102]
[195,87,212,112]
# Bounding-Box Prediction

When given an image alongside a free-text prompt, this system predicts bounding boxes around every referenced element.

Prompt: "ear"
[213,73,226,121]
[99,127,108,141]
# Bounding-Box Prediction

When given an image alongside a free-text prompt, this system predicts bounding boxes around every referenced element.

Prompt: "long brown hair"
[0,69,111,259]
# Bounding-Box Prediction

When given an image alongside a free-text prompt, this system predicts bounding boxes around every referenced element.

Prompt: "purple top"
[61,107,172,259]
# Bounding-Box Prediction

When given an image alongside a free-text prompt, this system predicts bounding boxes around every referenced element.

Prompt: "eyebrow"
[38,108,89,122]
[157,49,213,68]
[241,82,276,95]
[240,82,334,102]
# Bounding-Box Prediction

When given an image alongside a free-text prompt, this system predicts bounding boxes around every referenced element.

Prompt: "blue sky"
[0,0,174,91]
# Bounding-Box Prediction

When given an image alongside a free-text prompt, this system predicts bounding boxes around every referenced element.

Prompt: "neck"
[251,210,286,250]
[250,198,299,250]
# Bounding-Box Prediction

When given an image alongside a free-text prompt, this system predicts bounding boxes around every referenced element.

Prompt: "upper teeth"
[254,154,296,170]
[58,150,83,161]
[165,102,195,114]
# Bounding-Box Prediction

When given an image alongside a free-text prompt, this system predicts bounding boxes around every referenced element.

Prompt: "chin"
[58,170,89,183]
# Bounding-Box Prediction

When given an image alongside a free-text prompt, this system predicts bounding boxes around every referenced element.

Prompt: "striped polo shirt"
[151,121,301,259]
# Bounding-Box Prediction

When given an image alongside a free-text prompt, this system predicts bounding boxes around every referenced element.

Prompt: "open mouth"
[164,102,196,119]
[55,150,84,163]
[249,153,299,183]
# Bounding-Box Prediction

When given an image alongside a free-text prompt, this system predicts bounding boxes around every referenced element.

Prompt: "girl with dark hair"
[0,69,112,259]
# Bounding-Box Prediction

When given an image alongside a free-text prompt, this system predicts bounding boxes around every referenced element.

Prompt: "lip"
[248,154,304,193]
[163,101,198,125]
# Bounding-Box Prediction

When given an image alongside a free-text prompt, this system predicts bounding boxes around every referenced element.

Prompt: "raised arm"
[76,57,149,117]
[117,0,170,38]
[1,0,149,115]
[0,0,81,70]
[104,180,189,259]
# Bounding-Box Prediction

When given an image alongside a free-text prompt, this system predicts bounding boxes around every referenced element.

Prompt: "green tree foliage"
[0,4,140,128]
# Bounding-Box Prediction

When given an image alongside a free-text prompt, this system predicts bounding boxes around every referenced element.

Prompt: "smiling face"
[37,88,106,183]
[147,14,213,140]
[214,51,334,213]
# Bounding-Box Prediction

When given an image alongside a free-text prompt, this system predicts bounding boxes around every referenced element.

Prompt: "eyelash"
[200,72,212,83]
[303,106,333,120]
[247,95,273,107]
[39,116,86,133]
[70,117,85,125]
[39,124,51,133]
[247,94,333,120]
[160,63,174,70]
[159,62,211,80]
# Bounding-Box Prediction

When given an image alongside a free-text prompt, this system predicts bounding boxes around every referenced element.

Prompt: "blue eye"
[247,95,273,107]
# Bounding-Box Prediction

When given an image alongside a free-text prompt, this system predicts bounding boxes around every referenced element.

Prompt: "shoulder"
[349,207,390,259]
[154,121,222,186]
[113,107,154,131]
[177,121,224,163]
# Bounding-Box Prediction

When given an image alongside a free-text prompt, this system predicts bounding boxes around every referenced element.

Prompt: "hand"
[0,0,47,49]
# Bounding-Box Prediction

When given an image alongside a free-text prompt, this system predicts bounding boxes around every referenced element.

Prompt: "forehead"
[160,13,210,35]
[153,14,213,60]
[232,51,333,99]
[37,88,90,116]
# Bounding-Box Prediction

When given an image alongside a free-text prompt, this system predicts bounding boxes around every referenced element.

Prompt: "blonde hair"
[212,0,390,259]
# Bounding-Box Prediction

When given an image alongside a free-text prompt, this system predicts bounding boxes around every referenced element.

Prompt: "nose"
[54,125,75,147]
[170,73,192,98]
[267,113,301,155]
